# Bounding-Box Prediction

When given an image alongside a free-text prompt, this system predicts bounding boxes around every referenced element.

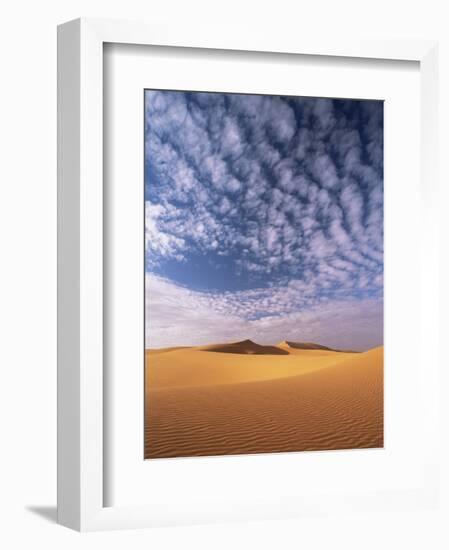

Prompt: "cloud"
[146,274,383,351]
[144,91,384,348]
[146,93,382,272]
[145,203,186,264]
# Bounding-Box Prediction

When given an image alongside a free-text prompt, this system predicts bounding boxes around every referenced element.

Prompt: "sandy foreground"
[145,341,383,459]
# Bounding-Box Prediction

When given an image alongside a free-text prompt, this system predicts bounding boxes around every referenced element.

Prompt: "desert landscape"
[144,340,383,459]
[144,92,384,460]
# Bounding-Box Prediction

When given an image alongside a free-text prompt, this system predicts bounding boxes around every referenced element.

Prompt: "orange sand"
[145,342,383,458]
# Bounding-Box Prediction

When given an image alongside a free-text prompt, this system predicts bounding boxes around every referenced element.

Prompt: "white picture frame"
[57,17,439,531]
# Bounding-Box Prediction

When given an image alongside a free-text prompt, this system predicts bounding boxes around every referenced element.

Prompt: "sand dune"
[201,339,289,355]
[145,343,383,459]
[278,340,357,353]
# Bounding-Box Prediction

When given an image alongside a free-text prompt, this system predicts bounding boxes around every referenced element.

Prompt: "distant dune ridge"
[201,339,289,355]
[278,340,358,353]
[148,338,356,355]
[145,339,383,459]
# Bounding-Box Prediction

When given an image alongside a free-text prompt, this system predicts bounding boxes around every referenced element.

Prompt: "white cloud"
[145,203,185,261]
[144,91,384,336]
[146,274,383,351]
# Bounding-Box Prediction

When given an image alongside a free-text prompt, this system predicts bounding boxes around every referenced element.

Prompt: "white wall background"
[0,1,448,548]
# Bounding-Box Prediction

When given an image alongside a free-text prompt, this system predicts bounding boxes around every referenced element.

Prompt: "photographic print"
[144,90,383,459]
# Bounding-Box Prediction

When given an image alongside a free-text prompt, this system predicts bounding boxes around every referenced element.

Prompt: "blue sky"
[145,90,383,350]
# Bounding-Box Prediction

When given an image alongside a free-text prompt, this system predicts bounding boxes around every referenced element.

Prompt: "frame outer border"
[57,17,440,531]
[57,18,81,531]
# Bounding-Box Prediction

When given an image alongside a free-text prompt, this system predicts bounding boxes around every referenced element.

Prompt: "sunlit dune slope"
[145,344,356,389]
[147,346,191,355]
[145,344,383,458]
[278,340,357,353]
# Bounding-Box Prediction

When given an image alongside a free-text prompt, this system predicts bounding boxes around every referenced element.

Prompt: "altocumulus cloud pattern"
[145,90,383,351]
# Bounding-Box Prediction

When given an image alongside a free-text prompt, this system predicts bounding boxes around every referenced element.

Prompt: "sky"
[145,90,383,351]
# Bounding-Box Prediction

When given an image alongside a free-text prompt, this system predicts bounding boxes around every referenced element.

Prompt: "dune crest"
[200,339,289,355]
[278,340,357,353]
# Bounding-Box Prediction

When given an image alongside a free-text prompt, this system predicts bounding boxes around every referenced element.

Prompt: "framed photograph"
[57,18,440,531]
[143,89,384,460]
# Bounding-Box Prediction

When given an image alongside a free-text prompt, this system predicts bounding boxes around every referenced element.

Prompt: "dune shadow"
[202,339,290,355]
[206,347,289,355]
[26,505,57,523]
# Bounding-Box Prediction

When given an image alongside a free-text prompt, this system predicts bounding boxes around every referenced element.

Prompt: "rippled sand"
[145,342,383,459]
